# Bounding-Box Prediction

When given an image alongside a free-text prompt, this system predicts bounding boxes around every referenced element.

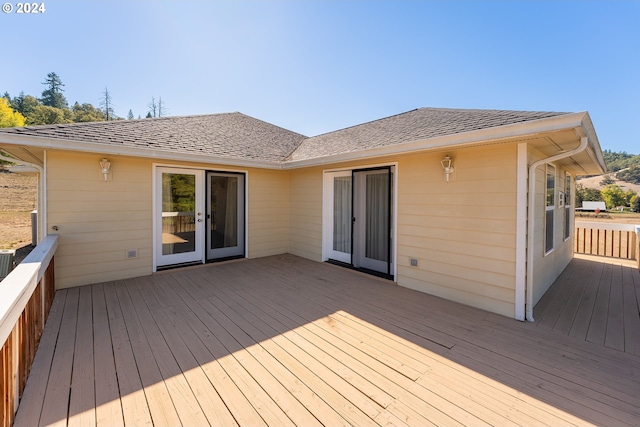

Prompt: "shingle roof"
[285,107,568,162]
[0,112,307,163]
[0,107,570,164]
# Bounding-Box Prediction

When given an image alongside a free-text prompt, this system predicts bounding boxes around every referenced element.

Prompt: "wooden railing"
[162,211,196,234]
[574,221,639,266]
[0,235,58,427]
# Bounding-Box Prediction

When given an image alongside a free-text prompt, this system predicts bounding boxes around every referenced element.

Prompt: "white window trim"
[564,171,572,242]
[544,163,556,256]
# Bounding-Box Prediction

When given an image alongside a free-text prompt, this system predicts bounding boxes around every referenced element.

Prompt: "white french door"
[326,171,353,263]
[155,167,205,267]
[324,167,394,276]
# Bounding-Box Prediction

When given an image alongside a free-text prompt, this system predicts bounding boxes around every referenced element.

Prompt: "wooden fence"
[574,221,638,263]
[0,235,58,427]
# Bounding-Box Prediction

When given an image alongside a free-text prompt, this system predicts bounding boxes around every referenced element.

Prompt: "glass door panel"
[354,168,392,274]
[327,171,352,263]
[156,168,204,267]
[207,172,245,259]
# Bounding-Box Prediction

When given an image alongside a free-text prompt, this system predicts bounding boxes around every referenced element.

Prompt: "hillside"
[576,173,640,195]
[0,168,37,249]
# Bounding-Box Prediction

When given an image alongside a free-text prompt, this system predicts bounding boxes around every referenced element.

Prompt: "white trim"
[152,163,249,271]
[153,167,205,268]
[0,111,604,172]
[322,170,352,264]
[544,164,556,256]
[514,143,527,321]
[564,172,573,242]
[322,161,398,280]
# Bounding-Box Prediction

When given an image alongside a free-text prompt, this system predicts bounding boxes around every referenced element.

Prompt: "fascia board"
[282,112,589,169]
[0,133,283,170]
[0,111,595,171]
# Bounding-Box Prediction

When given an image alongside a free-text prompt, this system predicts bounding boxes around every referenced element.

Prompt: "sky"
[1,0,638,153]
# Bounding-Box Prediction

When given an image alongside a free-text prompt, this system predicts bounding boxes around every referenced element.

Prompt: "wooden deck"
[14,254,640,426]
[533,254,640,356]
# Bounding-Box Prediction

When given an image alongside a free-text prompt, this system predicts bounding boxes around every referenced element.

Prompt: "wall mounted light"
[441,155,454,183]
[99,158,111,181]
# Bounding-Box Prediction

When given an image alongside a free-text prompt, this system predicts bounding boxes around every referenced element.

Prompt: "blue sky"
[1,0,638,153]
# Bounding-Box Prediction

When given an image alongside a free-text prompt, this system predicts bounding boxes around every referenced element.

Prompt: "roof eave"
[282,112,594,169]
[0,133,284,170]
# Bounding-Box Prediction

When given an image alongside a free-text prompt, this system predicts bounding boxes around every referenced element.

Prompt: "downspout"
[525,136,588,321]
[0,150,46,244]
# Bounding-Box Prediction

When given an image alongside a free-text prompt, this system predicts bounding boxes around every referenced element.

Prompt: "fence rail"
[575,221,638,265]
[1,235,58,427]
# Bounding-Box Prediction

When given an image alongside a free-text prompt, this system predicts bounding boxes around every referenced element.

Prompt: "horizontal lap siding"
[288,168,323,261]
[47,151,291,288]
[396,146,518,317]
[47,152,152,288]
[247,170,290,258]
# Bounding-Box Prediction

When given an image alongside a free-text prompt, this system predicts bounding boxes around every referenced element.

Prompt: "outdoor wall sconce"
[99,158,111,181]
[441,155,454,182]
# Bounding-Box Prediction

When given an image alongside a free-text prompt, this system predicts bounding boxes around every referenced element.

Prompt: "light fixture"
[440,155,454,183]
[99,158,111,181]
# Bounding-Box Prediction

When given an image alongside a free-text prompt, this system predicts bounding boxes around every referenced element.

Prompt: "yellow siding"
[47,152,152,288]
[46,151,291,288]
[288,167,323,261]
[396,145,518,317]
[247,169,290,258]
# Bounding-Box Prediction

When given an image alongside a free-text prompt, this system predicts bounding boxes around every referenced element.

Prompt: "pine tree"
[40,72,68,109]
[127,109,134,120]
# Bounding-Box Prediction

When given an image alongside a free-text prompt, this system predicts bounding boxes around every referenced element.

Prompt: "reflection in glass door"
[156,168,204,267]
[207,172,245,259]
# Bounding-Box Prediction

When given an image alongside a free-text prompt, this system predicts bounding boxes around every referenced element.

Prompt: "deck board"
[535,254,640,357]
[14,254,640,427]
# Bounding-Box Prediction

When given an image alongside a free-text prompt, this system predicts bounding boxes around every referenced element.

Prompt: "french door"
[207,172,245,259]
[155,167,245,269]
[325,167,393,276]
[156,167,205,267]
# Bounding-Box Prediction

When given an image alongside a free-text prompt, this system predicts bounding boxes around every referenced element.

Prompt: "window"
[545,164,556,254]
[564,172,572,241]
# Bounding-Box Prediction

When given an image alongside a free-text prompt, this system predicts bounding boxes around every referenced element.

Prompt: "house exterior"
[0,107,606,320]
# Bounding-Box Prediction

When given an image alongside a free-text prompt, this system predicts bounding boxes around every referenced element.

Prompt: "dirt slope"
[0,168,37,249]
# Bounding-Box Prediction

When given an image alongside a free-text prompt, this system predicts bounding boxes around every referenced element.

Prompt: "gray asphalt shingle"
[0,108,569,164]
[286,107,567,162]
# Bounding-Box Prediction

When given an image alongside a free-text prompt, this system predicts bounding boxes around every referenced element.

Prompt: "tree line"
[1,72,167,127]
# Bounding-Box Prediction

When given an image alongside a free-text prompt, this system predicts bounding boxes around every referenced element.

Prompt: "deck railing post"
[632,225,640,270]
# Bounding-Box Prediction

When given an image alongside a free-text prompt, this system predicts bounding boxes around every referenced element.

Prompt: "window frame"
[563,172,572,242]
[544,164,556,255]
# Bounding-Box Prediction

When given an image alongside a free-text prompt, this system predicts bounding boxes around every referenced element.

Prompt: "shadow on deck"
[14,254,640,426]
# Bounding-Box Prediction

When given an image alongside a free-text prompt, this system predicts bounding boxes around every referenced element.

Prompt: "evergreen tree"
[127,109,134,120]
[11,93,40,117]
[40,72,68,109]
